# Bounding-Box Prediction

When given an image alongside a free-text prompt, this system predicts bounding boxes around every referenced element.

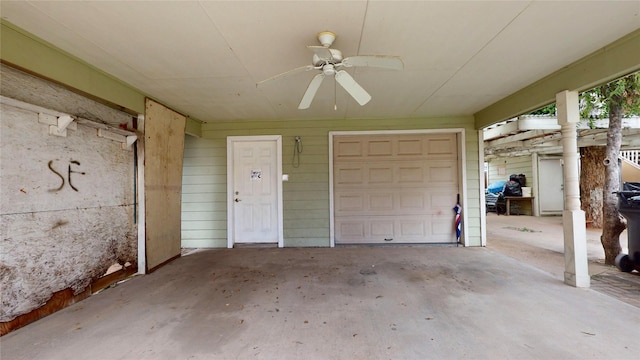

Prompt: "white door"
[227,136,282,247]
[538,158,564,214]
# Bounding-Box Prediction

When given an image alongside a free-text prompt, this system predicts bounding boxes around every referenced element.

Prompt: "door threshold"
[234,243,278,248]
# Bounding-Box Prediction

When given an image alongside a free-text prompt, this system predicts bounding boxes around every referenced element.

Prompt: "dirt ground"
[486,213,640,307]
[486,213,623,277]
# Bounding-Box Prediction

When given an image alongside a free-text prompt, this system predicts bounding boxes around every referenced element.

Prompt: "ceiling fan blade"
[334,70,371,106]
[298,73,325,109]
[307,45,333,61]
[257,65,315,87]
[341,55,404,70]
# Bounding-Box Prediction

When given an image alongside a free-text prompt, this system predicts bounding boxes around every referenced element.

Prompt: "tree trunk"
[601,98,627,265]
[580,146,606,227]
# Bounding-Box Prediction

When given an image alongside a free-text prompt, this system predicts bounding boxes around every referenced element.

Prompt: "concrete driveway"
[2,245,639,359]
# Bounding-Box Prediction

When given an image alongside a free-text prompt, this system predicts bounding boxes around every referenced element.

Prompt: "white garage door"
[333,133,459,244]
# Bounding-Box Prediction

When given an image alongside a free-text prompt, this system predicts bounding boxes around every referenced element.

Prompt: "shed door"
[538,158,564,214]
[333,133,459,244]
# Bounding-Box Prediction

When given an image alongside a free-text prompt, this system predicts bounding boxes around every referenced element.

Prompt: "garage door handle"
[384,238,393,241]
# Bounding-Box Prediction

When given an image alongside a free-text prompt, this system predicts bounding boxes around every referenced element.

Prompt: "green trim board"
[1,20,145,115]
[185,117,203,138]
[475,28,640,129]
[1,19,205,133]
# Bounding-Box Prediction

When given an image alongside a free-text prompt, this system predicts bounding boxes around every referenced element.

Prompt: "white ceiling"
[2,1,639,123]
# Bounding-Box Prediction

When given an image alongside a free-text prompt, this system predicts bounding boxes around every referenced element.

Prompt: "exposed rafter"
[484,115,640,159]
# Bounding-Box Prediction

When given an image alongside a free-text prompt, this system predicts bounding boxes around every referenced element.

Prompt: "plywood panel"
[144,99,186,271]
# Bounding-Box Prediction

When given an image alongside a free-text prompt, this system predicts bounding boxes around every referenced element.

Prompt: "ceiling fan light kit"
[258,31,403,110]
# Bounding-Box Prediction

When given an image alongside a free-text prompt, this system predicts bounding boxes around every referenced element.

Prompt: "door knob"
[235,198,241,202]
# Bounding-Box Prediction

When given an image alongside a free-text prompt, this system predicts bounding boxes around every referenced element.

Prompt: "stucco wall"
[0,65,136,322]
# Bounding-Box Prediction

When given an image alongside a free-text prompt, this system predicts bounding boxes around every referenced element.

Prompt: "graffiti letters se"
[48,160,86,192]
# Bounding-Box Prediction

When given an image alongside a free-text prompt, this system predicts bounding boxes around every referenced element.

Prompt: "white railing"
[620,150,640,165]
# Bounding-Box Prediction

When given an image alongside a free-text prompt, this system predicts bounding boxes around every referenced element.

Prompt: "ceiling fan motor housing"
[322,64,336,76]
[312,49,343,66]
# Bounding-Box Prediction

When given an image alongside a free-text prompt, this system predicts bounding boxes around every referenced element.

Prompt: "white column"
[136,114,146,274]
[556,90,590,287]
[479,130,487,247]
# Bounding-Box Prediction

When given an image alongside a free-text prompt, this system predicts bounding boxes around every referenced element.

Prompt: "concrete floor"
[486,213,626,278]
[486,213,640,308]
[2,238,640,359]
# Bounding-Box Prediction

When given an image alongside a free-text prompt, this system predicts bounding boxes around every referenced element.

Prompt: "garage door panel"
[335,216,451,244]
[336,191,428,216]
[397,138,423,156]
[371,221,394,237]
[427,137,456,156]
[399,220,426,236]
[397,165,424,184]
[335,140,363,157]
[369,193,394,211]
[432,217,453,236]
[399,192,426,210]
[367,139,393,156]
[427,162,458,185]
[336,161,435,188]
[339,221,366,238]
[431,192,456,207]
[369,167,394,184]
[335,166,364,185]
[336,193,365,212]
[336,190,457,217]
[335,134,457,162]
[334,133,459,244]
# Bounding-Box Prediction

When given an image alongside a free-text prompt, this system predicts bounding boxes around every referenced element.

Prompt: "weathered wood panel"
[144,99,186,271]
[0,64,135,129]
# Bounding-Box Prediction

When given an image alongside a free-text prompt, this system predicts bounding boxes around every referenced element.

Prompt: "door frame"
[226,135,283,248]
[328,129,467,247]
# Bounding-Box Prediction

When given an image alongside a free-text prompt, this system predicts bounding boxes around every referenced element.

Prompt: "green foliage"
[529,103,556,115]
[580,72,640,119]
[580,91,605,121]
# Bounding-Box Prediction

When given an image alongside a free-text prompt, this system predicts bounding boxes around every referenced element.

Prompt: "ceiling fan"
[257,31,404,109]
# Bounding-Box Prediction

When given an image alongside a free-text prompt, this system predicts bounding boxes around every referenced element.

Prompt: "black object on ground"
[615,182,640,272]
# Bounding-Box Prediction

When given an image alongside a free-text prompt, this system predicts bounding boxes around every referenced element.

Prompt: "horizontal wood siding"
[181,135,227,248]
[487,155,532,186]
[486,155,534,215]
[182,117,480,247]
